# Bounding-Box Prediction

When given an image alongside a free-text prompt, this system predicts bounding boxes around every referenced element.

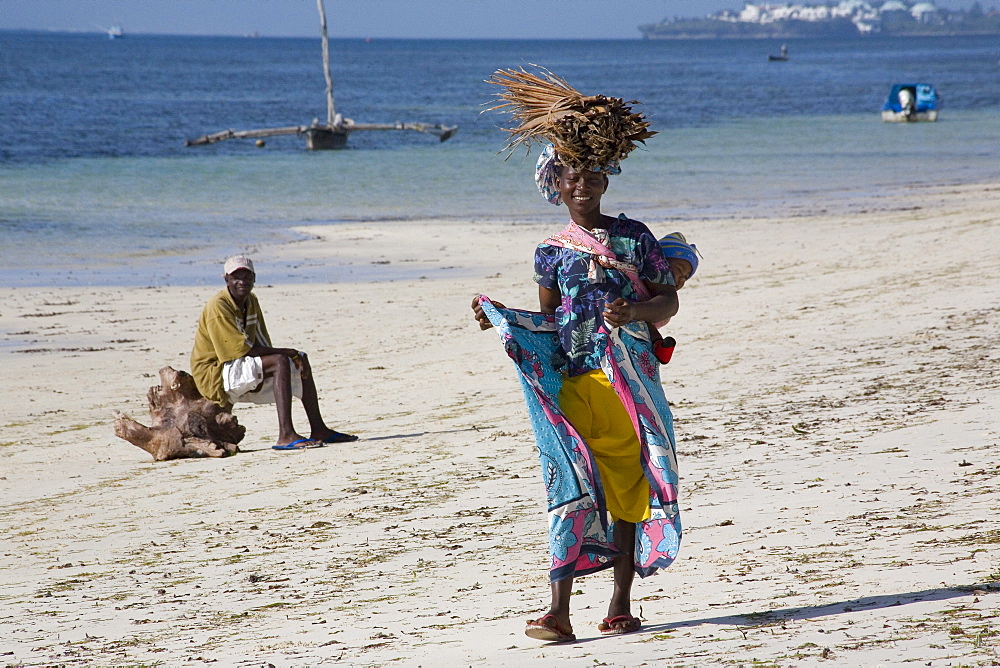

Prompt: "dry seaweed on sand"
[485,64,657,171]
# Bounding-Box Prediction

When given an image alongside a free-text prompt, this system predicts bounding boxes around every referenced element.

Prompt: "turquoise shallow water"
[2,32,999,286]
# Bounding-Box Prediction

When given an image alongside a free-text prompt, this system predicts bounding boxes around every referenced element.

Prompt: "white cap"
[223,255,255,276]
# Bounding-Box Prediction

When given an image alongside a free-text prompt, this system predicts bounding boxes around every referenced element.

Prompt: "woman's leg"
[608,520,636,621]
[526,576,575,638]
[546,576,574,629]
[557,371,646,632]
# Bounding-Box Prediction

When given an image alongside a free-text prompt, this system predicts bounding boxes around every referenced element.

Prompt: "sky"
[2,0,750,40]
[1,0,977,39]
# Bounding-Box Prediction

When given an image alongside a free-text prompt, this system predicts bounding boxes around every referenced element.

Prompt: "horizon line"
[0,28,653,41]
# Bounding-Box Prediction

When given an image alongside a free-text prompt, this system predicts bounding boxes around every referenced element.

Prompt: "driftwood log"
[114,366,244,461]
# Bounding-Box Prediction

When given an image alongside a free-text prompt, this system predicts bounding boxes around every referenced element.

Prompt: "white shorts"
[223,355,303,405]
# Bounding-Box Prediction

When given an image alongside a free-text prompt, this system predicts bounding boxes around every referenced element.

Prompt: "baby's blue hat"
[659,232,699,277]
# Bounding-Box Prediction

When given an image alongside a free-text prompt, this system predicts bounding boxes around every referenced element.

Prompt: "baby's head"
[659,232,699,289]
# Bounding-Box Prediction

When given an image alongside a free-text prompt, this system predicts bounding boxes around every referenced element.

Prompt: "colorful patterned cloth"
[533,215,674,377]
[478,296,682,582]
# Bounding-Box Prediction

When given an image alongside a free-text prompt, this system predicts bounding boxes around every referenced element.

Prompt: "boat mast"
[317,0,336,127]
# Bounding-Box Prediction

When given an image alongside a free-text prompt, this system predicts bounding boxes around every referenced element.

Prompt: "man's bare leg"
[260,354,309,447]
[299,373,337,441]
[295,361,355,443]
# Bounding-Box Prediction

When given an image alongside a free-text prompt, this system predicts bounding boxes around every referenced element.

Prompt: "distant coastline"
[641,1,1000,39]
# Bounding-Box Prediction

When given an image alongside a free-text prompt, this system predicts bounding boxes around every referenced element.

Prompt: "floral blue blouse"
[533,214,674,377]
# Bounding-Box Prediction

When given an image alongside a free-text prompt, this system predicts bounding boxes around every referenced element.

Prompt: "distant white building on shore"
[720,0,938,32]
[880,0,909,11]
[910,2,941,22]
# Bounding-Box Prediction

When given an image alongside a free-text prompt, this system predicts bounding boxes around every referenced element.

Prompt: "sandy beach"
[1,181,999,667]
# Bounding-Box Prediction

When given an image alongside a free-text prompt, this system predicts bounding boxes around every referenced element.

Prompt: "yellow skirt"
[558,370,651,523]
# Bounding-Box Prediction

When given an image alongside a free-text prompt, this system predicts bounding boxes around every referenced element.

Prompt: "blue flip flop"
[319,431,358,444]
[272,438,315,451]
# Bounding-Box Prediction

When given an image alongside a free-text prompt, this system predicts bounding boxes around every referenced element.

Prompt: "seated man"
[190,255,357,450]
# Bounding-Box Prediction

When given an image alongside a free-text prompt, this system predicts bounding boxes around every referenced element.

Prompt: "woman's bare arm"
[538,285,561,314]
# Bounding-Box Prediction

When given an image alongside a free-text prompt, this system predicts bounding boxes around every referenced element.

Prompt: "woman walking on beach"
[472,68,683,642]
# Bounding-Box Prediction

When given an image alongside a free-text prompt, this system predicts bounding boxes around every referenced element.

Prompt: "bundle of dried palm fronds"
[485,65,656,171]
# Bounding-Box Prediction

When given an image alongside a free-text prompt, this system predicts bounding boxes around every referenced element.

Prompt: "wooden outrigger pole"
[185,0,457,150]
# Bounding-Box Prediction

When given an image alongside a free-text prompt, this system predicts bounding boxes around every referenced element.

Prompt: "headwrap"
[658,232,699,277]
[535,143,622,206]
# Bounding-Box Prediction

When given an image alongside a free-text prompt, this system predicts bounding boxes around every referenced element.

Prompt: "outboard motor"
[898,88,916,120]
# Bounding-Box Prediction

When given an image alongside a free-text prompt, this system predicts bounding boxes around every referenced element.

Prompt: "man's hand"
[603,298,634,328]
[248,344,310,379]
[292,351,311,380]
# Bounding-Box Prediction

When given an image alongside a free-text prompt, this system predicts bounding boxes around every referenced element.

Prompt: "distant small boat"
[882,83,938,122]
[768,44,789,61]
[107,25,123,39]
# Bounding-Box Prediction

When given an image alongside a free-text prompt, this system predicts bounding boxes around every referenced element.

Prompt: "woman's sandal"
[598,614,642,635]
[524,614,576,643]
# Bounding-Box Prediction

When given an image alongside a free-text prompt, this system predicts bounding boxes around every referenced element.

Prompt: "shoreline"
[2,181,1000,665]
[3,174,996,290]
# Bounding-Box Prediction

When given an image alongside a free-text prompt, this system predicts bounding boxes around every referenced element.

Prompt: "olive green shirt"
[190,288,272,405]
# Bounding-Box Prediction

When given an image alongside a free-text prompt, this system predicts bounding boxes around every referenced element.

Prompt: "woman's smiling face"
[556,164,608,219]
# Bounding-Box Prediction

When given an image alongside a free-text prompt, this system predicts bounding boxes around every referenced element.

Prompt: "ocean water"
[1,31,999,286]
